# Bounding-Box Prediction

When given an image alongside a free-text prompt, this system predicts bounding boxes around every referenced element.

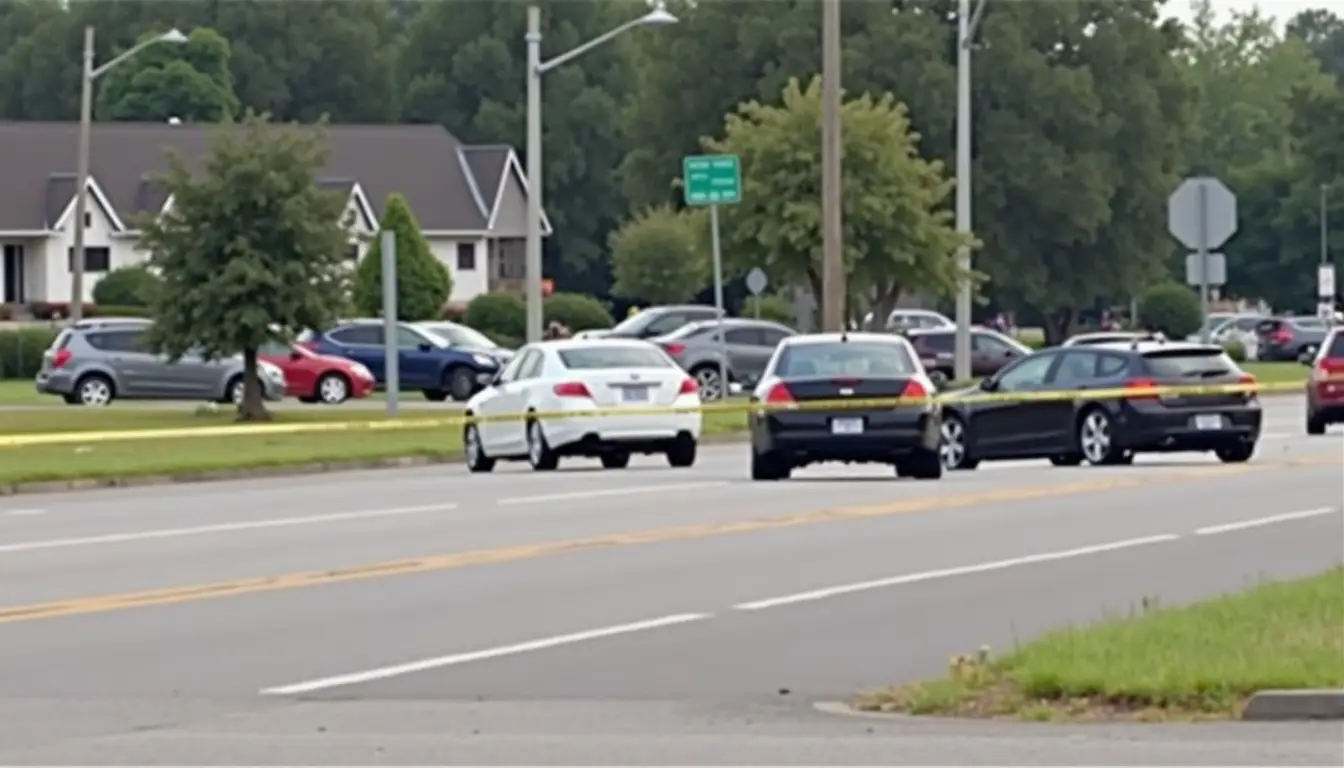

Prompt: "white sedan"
[462,339,703,472]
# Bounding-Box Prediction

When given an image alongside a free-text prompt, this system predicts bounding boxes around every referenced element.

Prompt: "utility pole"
[953,0,988,381]
[820,0,844,332]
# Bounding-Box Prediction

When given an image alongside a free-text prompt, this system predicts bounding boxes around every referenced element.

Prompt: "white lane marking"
[497,481,728,506]
[732,534,1181,611]
[0,503,459,554]
[1194,507,1339,536]
[259,612,712,695]
[4,509,46,516]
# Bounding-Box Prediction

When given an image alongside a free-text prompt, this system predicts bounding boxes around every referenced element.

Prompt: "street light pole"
[1321,183,1329,267]
[523,3,677,343]
[820,0,844,333]
[953,0,987,383]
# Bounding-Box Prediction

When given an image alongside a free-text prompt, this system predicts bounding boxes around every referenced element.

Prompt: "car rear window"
[776,341,916,377]
[1254,319,1283,334]
[49,329,72,350]
[1142,349,1238,378]
[1326,331,1344,359]
[558,346,673,370]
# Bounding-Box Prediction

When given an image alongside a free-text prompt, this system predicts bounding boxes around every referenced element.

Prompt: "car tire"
[74,373,115,407]
[1307,411,1327,435]
[1215,442,1256,463]
[896,449,943,480]
[666,434,698,468]
[939,415,979,470]
[750,449,790,480]
[316,372,350,404]
[447,366,477,402]
[525,418,559,471]
[423,389,449,402]
[1077,407,1127,466]
[1049,454,1084,467]
[691,364,725,402]
[463,423,495,473]
[601,452,631,469]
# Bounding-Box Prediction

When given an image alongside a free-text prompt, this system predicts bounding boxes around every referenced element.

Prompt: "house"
[0,121,553,308]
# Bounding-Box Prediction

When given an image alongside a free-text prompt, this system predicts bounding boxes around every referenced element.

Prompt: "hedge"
[0,327,61,380]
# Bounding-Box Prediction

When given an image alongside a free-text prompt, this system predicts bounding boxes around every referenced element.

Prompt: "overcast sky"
[1164,0,1344,27]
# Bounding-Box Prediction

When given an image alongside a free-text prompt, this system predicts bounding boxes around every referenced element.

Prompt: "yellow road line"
[0,458,1332,625]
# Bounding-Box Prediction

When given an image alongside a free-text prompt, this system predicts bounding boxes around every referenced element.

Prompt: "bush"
[92,265,161,307]
[1138,282,1202,339]
[544,292,613,332]
[1222,338,1248,362]
[742,294,797,326]
[464,293,526,341]
[353,194,451,320]
[0,328,61,379]
[610,204,709,305]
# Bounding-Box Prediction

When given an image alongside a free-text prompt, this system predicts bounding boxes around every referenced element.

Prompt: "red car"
[258,341,376,404]
[1305,326,1344,434]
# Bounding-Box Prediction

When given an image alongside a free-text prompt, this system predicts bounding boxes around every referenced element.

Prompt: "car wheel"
[447,366,477,402]
[1077,408,1126,466]
[750,449,790,480]
[75,374,114,407]
[1299,345,1318,363]
[666,434,697,468]
[1307,410,1327,435]
[601,452,631,469]
[227,376,263,405]
[896,449,943,480]
[692,365,725,402]
[316,372,350,404]
[526,419,559,471]
[1215,442,1256,463]
[463,423,495,473]
[939,415,978,470]
[928,369,950,390]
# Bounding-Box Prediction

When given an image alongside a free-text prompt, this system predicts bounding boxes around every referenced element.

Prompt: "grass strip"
[0,410,748,486]
[855,568,1344,721]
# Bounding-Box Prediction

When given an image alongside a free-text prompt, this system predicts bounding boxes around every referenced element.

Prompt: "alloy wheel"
[1080,411,1111,463]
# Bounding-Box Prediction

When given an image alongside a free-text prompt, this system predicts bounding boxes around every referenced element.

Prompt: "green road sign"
[682,154,741,206]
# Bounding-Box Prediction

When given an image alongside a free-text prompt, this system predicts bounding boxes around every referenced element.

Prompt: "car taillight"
[900,378,929,403]
[1124,377,1160,400]
[51,349,72,369]
[553,381,592,398]
[678,377,698,395]
[1270,329,1291,344]
[765,382,795,404]
[662,343,686,356]
[1238,373,1259,399]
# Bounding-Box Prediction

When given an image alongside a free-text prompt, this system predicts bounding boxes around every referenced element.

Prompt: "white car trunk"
[573,367,684,409]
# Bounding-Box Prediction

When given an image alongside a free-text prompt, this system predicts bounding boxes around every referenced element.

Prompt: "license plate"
[1194,414,1223,430]
[831,417,864,435]
[621,387,649,403]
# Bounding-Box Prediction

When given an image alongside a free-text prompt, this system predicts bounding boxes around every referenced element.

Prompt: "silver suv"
[34,318,287,406]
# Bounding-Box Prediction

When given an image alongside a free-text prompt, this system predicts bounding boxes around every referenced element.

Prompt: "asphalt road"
[0,401,1340,765]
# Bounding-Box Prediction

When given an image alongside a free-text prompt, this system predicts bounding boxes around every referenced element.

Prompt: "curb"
[0,432,753,497]
[1242,690,1344,721]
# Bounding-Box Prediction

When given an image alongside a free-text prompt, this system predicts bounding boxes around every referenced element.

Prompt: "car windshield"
[1326,332,1344,358]
[420,323,497,349]
[775,341,915,377]
[1143,349,1238,378]
[658,322,717,342]
[608,312,657,336]
[558,345,673,370]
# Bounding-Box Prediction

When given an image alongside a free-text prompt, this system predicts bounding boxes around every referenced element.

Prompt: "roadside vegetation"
[855,569,1344,721]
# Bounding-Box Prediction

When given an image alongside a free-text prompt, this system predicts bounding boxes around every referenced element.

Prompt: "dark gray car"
[1254,316,1330,362]
[34,318,287,406]
[652,318,795,400]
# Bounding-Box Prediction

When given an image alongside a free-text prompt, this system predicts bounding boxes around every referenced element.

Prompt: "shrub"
[742,294,797,326]
[92,265,161,307]
[544,292,613,331]
[0,328,61,379]
[352,194,451,320]
[27,302,71,321]
[1222,338,1248,362]
[1138,282,1202,339]
[609,205,709,305]
[464,293,526,341]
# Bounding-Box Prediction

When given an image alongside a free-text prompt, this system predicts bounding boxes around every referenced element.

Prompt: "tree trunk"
[1044,307,1076,346]
[237,347,272,422]
[869,280,903,334]
[805,269,823,330]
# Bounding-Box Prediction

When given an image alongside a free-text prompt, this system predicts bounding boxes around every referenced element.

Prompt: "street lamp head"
[159,28,189,44]
[639,5,679,26]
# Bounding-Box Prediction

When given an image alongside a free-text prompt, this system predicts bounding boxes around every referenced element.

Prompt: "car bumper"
[34,371,77,395]
[1114,403,1262,451]
[543,399,704,449]
[351,376,377,399]
[753,408,941,461]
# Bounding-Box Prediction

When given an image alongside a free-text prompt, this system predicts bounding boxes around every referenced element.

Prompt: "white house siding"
[489,173,528,238]
[44,194,138,304]
[429,238,487,304]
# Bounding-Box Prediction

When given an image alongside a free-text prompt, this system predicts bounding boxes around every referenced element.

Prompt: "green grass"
[855,569,1344,721]
[1243,361,1311,384]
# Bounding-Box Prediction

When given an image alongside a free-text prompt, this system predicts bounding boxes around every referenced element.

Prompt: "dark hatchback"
[938,339,1262,470]
[747,333,942,481]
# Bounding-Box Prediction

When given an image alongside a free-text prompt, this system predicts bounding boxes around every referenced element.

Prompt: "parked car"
[414,321,514,357]
[35,318,287,406]
[298,319,510,402]
[938,340,1261,470]
[1254,316,1329,362]
[906,327,1031,384]
[652,318,796,400]
[573,304,723,341]
[257,340,376,405]
[462,339,702,472]
[1305,326,1344,434]
[885,309,954,332]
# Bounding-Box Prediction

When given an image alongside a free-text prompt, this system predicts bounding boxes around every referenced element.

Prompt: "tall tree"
[96,27,239,122]
[138,112,352,421]
[352,194,452,321]
[609,204,709,305]
[0,0,80,119]
[1287,8,1344,80]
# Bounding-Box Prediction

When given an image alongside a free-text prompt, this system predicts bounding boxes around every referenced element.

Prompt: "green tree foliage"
[464,292,526,345]
[1288,9,1344,80]
[609,204,709,305]
[1138,281,1202,339]
[743,294,797,327]
[96,27,239,122]
[353,194,451,322]
[704,76,968,326]
[137,112,352,421]
[544,292,613,332]
[92,265,161,307]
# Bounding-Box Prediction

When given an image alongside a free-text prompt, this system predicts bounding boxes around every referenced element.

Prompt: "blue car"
[298,319,512,402]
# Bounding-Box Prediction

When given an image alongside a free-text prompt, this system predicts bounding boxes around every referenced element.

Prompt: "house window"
[345,243,360,262]
[456,242,476,271]
[84,212,92,228]
[68,246,110,273]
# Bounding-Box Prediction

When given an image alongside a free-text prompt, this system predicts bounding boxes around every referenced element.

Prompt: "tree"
[353,194,451,321]
[1138,281,1202,338]
[96,27,239,122]
[703,76,968,326]
[1288,8,1344,80]
[92,265,161,307]
[137,112,352,421]
[610,204,709,305]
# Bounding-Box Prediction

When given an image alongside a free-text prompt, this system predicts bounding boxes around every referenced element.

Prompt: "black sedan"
[938,339,1262,470]
[747,333,943,481]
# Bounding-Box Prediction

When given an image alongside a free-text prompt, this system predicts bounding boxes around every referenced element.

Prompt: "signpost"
[379,229,400,417]
[683,154,742,400]
[745,267,769,318]
[1321,263,1338,321]
[1168,177,1238,342]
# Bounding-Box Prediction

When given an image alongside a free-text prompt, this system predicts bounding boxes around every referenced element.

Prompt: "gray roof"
[0,121,535,233]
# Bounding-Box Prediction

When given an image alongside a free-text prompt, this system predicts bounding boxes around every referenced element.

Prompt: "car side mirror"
[418,342,432,352]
